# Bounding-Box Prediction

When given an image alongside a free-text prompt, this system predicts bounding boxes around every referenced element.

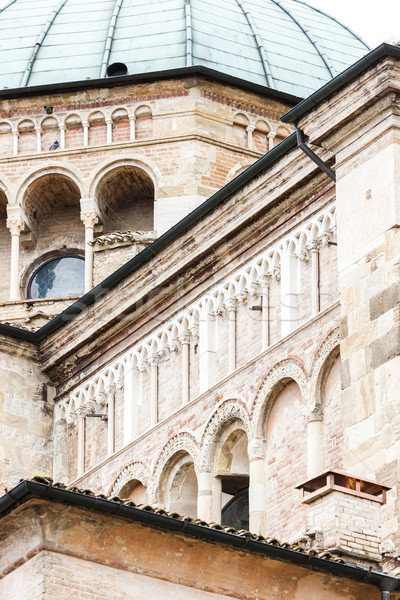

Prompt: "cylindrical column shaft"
[180,334,190,405]
[309,242,320,315]
[228,301,237,373]
[60,124,66,150]
[107,388,115,456]
[6,217,24,301]
[83,121,89,147]
[77,414,86,477]
[12,131,19,155]
[106,118,112,144]
[129,115,136,141]
[80,209,99,293]
[35,126,41,152]
[260,276,270,351]
[307,417,324,478]
[248,439,266,535]
[150,357,158,427]
[197,469,214,521]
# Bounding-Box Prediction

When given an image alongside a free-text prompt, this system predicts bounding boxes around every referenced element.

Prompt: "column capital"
[306,239,320,253]
[306,405,323,423]
[179,332,191,346]
[6,216,25,235]
[259,273,271,287]
[248,438,267,461]
[267,131,276,139]
[80,209,99,229]
[246,124,255,132]
[148,353,160,367]
[226,297,238,312]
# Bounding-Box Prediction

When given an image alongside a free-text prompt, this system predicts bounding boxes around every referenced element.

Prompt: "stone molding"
[200,399,251,469]
[251,359,308,438]
[110,461,150,497]
[58,203,336,418]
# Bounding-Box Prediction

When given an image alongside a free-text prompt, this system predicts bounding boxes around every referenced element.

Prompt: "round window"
[28,256,85,299]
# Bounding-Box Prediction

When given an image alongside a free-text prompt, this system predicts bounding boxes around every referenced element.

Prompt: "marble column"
[80,208,99,292]
[6,216,24,300]
[248,438,267,535]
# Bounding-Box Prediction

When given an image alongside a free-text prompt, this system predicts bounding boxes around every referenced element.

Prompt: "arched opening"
[0,190,10,299]
[95,165,154,233]
[158,451,198,517]
[119,479,148,503]
[18,119,36,154]
[41,116,59,152]
[135,105,153,139]
[28,255,84,299]
[88,111,107,146]
[111,107,130,143]
[265,380,307,541]
[22,173,84,298]
[65,114,84,149]
[253,119,270,153]
[0,122,13,156]
[215,425,250,530]
[232,113,249,148]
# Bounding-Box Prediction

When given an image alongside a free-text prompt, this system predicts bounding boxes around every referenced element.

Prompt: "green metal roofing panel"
[0,0,370,97]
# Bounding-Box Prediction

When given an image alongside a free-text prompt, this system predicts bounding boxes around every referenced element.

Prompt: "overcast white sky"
[0,0,399,48]
[306,0,400,47]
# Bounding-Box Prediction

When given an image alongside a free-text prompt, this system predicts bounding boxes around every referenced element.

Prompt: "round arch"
[308,329,340,414]
[200,399,251,471]
[150,432,199,505]
[251,360,308,438]
[88,157,161,200]
[16,164,85,206]
[110,461,150,498]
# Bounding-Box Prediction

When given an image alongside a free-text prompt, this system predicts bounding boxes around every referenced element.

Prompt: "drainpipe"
[296,128,336,182]
[379,576,398,600]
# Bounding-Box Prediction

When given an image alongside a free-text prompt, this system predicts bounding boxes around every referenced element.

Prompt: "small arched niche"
[158,451,198,517]
[88,111,107,146]
[135,105,153,139]
[18,119,36,154]
[119,479,148,503]
[232,113,249,148]
[214,424,250,530]
[65,114,84,149]
[41,116,59,152]
[111,107,130,143]
[95,165,154,233]
[0,122,13,156]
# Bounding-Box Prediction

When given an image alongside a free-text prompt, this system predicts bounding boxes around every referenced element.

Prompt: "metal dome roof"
[0,0,369,98]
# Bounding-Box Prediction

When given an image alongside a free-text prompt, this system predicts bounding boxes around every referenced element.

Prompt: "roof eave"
[281,43,400,125]
[1,479,399,594]
[0,65,302,106]
[0,133,298,345]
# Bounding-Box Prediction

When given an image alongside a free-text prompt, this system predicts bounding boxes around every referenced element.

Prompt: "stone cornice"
[297,56,400,150]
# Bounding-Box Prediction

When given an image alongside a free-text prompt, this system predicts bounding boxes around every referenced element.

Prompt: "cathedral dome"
[0,0,369,98]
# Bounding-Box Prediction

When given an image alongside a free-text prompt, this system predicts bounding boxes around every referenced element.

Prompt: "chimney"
[296,470,390,566]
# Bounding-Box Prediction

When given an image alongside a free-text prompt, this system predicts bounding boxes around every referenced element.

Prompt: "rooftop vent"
[107,62,128,77]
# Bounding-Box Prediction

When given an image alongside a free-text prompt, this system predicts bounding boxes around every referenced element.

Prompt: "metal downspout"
[20,0,69,87]
[185,0,193,67]
[296,128,336,182]
[100,0,124,78]
[379,576,398,600]
[270,0,336,78]
[235,0,275,89]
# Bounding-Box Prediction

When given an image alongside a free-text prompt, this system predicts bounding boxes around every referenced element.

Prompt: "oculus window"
[28,256,85,299]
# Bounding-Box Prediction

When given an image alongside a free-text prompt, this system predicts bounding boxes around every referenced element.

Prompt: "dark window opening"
[28,255,85,299]
[221,487,249,531]
[107,62,128,77]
